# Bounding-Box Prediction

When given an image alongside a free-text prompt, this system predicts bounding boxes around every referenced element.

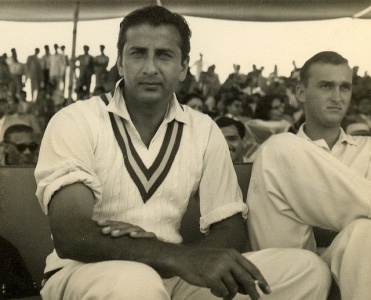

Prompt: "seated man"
[247,51,371,300]
[1,124,38,165]
[35,6,331,300]
[215,116,259,162]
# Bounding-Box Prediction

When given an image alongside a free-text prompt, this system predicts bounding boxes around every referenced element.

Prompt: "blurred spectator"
[0,96,41,142]
[190,53,206,82]
[223,96,249,123]
[94,45,109,95]
[8,48,25,98]
[103,64,121,93]
[26,48,43,101]
[50,44,67,96]
[60,45,69,92]
[75,45,95,100]
[246,94,292,144]
[176,68,197,103]
[0,124,39,165]
[355,95,371,128]
[215,116,259,163]
[346,123,371,136]
[40,45,51,89]
[183,93,204,113]
[0,54,12,89]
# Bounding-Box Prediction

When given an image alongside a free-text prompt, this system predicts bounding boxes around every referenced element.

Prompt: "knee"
[69,261,169,300]
[346,218,371,245]
[280,249,331,296]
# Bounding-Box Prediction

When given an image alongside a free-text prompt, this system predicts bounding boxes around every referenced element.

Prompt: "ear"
[116,57,124,77]
[296,83,306,104]
[179,56,190,82]
[2,143,10,154]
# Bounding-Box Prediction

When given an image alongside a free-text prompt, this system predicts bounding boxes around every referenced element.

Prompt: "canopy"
[1,0,371,23]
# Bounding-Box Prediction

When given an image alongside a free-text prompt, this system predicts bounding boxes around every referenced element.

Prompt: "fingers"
[97,220,156,239]
[236,254,271,295]
[221,273,239,300]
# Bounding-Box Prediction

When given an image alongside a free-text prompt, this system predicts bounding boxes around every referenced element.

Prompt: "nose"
[143,56,158,75]
[331,88,342,102]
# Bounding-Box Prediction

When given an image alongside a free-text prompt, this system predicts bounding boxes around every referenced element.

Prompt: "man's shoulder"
[54,96,107,120]
[181,104,214,127]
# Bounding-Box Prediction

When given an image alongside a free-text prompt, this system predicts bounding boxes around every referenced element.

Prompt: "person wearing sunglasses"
[1,124,38,165]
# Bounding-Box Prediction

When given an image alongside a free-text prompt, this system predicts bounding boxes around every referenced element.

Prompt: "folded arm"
[49,182,269,300]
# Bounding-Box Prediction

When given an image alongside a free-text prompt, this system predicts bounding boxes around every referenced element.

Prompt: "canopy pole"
[67,1,80,104]
[353,5,371,18]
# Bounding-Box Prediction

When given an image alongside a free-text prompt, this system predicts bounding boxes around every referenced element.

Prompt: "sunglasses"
[7,141,39,153]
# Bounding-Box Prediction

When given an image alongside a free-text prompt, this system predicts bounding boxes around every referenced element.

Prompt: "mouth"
[139,82,161,88]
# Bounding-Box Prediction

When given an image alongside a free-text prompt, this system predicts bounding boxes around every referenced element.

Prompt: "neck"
[304,122,341,149]
[125,95,170,148]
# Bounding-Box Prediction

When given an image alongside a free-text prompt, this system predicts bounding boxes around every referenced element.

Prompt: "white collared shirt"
[296,123,371,179]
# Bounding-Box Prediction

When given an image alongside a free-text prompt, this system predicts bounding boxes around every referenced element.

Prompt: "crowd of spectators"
[179,60,371,162]
[1,45,371,166]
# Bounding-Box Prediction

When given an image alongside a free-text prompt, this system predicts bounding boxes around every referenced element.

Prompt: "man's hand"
[176,247,271,300]
[98,220,157,239]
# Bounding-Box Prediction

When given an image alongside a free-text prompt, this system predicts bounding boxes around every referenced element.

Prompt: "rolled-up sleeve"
[35,104,102,215]
[199,122,248,234]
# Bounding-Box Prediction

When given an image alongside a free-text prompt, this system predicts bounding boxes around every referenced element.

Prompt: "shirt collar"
[297,123,358,147]
[105,78,188,125]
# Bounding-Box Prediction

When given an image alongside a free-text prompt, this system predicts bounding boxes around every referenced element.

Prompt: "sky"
[1,15,371,91]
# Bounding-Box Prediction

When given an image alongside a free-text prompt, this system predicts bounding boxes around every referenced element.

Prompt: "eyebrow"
[317,80,352,86]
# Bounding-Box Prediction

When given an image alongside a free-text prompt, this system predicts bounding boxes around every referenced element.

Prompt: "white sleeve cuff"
[200,202,248,235]
[35,160,102,215]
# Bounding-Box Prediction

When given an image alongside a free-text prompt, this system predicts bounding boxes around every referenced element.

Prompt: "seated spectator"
[183,93,204,113]
[0,96,42,141]
[216,116,259,162]
[223,96,249,123]
[354,95,371,128]
[346,122,371,136]
[246,94,292,144]
[175,68,197,103]
[1,124,39,165]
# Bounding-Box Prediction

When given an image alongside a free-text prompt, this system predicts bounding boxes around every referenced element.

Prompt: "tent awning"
[1,0,371,22]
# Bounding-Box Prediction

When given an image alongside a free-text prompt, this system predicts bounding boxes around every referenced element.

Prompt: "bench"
[0,163,253,299]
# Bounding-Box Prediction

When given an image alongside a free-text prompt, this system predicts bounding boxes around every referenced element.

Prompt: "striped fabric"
[101,92,184,202]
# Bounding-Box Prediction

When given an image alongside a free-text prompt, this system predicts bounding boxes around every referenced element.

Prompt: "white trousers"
[247,133,371,300]
[40,248,330,300]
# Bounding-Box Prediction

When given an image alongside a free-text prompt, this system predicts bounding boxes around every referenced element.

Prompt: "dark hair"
[3,124,33,142]
[215,116,246,139]
[300,51,349,86]
[117,6,191,63]
[254,94,282,121]
[183,92,204,105]
[224,94,242,108]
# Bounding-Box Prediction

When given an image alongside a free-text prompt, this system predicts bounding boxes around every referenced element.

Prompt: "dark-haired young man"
[35,6,330,300]
[247,51,371,300]
[1,124,38,165]
[216,116,247,162]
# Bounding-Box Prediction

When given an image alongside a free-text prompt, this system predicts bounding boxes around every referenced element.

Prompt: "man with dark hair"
[247,51,371,300]
[215,116,247,163]
[1,124,38,165]
[35,6,330,300]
